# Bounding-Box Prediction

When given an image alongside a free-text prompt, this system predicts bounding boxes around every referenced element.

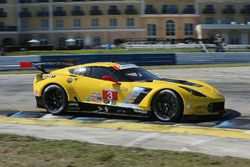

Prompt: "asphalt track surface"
[1,66,250,158]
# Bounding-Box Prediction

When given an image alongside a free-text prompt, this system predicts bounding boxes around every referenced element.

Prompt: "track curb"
[1,116,250,140]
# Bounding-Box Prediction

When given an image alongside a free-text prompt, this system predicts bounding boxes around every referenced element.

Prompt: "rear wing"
[19,60,76,74]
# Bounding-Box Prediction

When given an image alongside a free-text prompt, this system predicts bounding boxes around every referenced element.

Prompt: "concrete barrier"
[175,53,250,65]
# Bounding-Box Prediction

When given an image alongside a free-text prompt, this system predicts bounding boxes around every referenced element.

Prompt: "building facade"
[0,0,250,48]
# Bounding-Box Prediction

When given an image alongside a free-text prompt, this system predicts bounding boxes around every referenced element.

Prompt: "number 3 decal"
[107,91,113,100]
[103,89,118,101]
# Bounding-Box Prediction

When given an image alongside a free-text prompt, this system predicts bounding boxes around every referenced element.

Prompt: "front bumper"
[184,97,225,116]
[207,102,225,113]
[35,96,44,108]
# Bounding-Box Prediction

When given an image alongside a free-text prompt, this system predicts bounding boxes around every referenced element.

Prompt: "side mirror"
[101,75,121,85]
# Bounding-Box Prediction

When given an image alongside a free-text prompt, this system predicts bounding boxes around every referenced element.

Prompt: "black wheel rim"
[154,92,178,121]
[44,88,64,112]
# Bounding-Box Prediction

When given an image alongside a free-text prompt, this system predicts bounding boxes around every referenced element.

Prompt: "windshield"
[119,67,160,82]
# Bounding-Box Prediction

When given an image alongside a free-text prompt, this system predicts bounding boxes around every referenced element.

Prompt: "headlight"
[180,86,206,97]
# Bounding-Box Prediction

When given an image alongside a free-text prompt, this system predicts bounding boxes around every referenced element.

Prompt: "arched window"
[2,38,15,46]
[166,20,175,36]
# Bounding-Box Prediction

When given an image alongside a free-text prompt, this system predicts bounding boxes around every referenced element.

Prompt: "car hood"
[152,78,224,98]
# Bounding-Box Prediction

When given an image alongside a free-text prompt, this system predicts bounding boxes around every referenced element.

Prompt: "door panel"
[73,76,132,107]
[73,76,103,104]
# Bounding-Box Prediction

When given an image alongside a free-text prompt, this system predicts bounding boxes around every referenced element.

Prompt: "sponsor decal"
[194,105,207,110]
[121,87,129,92]
[42,74,56,79]
[69,102,79,107]
[119,103,138,109]
[118,64,138,70]
[123,87,152,105]
[103,89,118,105]
[134,109,148,114]
[86,91,102,103]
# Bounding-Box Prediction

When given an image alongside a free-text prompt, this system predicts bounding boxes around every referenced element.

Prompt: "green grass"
[0,134,249,167]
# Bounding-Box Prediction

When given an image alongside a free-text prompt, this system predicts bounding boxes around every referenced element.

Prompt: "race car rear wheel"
[42,84,68,115]
[152,89,183,122]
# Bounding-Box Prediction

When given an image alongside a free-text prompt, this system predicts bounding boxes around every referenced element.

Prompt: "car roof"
[83,62,120,67]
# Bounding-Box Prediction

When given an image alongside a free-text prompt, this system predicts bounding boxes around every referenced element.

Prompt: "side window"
[68,66,90,76]
[89,67,119,81]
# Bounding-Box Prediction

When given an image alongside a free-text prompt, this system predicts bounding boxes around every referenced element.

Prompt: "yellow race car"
[24,62,225,122]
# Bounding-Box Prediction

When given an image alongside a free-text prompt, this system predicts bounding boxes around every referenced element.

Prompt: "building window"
[145,5,157,14]
[21,20,29,30]
[41,7,48,12]
[206,17,214,24]
[166,20,175,36]
[125,5,138,15]
[126,18,134,27]
[90,6,102,15]
[93,36,101,46]
[54,7,66,16]
[223,5,235,14]
[230,33,240,44]
[37,7,49,17]
[241,5,250,14]
[72,6,84,16]
[245,16,250,24]
[73,6,81,11]
[91,18,99,27]
[40,39,48,45]
[109,18,117,27]
[183,4,195,14]
[203,4,216,14]
[108,5,121,15]
[147,24,156,36]
[58,37,65,47]
[73,19,81,28]
[41,19,49,30]
[162,4,178,14]
[55,19,63,28]
[184,23,193,36]
[55,7,63,11]
[75,38,84,47]
[225,17,234,24]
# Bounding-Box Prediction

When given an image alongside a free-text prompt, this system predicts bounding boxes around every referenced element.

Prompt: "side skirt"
[68,102,150,118]
[35,97,149,118]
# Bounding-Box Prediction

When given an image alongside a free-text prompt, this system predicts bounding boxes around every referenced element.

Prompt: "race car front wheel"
[152,89,183,122]
[42,84,68,115]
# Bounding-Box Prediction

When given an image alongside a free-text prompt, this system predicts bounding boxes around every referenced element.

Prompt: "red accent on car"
[20,62,33,68]
[112,66,120,71]
[103,90,118,101]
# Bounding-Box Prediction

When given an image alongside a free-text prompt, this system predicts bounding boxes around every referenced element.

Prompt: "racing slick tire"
[152,89,183,122]
[42,84,68,115]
